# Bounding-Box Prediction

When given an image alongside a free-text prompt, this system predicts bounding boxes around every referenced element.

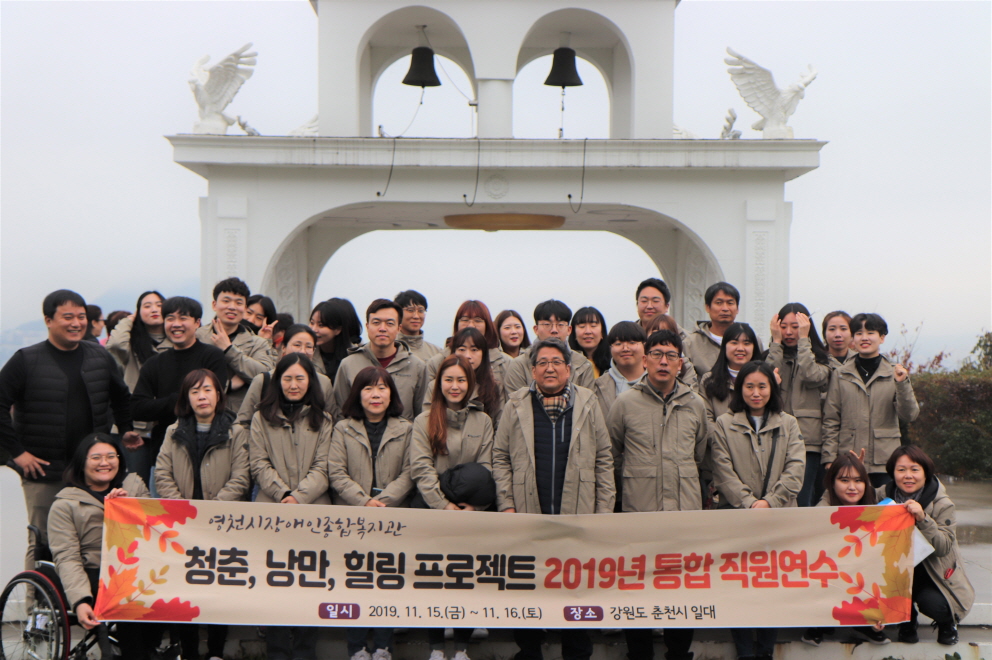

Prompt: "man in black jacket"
[131,296,228,486]
[0,289,138,569]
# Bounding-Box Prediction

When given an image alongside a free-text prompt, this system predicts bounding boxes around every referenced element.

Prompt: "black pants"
[116,622,163,660]
[624,628,694,660]
[266,626,317,660]
[173,623,228,660]
[913,564,953,625]
[513,628,592,660]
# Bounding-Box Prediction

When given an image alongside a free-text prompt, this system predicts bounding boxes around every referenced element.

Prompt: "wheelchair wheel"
[0,571,69,660]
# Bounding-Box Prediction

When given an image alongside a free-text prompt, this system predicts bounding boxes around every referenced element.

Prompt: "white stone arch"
[356,6,475,136]
[516,8,633,139]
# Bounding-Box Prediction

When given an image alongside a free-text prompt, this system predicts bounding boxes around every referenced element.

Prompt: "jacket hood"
[445,400,484,429]
[632,378,694,406]
[885,474,941,509]
[727,409,785,434]
[172,410,236,451]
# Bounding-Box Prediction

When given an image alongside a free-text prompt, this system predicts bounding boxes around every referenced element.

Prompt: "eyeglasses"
[535,359,568,368]
[536,322,570,331]
[87,453,119,462]
[646,350,681,361]
[403,306,426,315]
[611,340,641,348]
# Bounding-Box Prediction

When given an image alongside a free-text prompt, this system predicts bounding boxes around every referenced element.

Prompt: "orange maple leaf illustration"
[145,500,197,528]
[95,566,147,619]
[139,597,200,622]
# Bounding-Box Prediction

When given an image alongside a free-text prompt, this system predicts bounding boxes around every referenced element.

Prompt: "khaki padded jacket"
[48,473,149,609]
[195,325,279,412]
[154,411,250,502]
[501,346,595,397]
[249,407,331,504]
[234,369,335,446]
[592,370,646,420]
[711,411,805,509]
[493,384,614,514]
[764,338,831,451]
[334,343,428,423]
[682,321,722,378]
[399,333,443,363]
[408,402,494,510]
[821,357,919,472]
[607,380,709,512]
[105,316,173,391]
[328,416,413,506]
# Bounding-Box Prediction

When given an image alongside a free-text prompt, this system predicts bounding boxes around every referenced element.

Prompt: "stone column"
[476,79,513,138]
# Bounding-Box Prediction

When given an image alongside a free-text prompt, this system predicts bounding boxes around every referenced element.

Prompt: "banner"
[95,499,915,628]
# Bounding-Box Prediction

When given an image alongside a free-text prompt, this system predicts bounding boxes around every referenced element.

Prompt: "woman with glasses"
[47,433,158,659]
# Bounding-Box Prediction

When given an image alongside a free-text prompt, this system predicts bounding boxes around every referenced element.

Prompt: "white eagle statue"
[189,43,257,135]
[724,48,816,139]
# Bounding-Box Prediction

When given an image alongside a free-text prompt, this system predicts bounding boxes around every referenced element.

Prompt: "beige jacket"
[48,473,149,608]
[153,412,250,502]
[874,482,975,622]
[697,372,732,425]
[493,384,614,514]
[334,342,428,423]
[592,368,646,419]
[821,357,919,472]
[399,333,443,363]
[426,347,511,390]
[234,369,336,446]
[249,408,331,504]
[106,316,173,434]
[501,346,595,397]
[328,417,414,506]
[682,322,723,378]
[711,411,806,509]
[196,325,279,412]
[765,338,831,451]
[408,403,494,510]
[607,379,709,512]
[828,350,857,370]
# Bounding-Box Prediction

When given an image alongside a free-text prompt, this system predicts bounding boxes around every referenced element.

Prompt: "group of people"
[0,277,974,660]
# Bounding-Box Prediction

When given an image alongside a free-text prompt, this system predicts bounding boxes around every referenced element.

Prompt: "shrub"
[909,372,992,480]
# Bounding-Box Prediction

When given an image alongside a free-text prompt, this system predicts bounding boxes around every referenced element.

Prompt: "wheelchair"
[0,526,116,660]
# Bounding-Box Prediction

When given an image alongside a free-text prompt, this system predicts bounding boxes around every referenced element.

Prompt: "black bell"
[402,46,442,87]
[544,47,583,87]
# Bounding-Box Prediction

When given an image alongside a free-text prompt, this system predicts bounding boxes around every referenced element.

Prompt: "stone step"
[208,624,992,660]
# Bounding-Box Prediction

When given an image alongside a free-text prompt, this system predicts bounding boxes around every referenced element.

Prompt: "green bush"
[909,372,992,480]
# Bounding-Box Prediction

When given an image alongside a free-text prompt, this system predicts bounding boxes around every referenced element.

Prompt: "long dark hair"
[131,290,165,363]
[259,353,326,431]
[340,366,404,420]
[451,328,500,419]
[824,453,877,506]
[494,309,531,352]
[704,323,759,403]
[310,299,361,361]
[63,433,128,490]
[728,361,783,414]
[772,303,829,365]
[427,355,476,456]
[568,306,611,375]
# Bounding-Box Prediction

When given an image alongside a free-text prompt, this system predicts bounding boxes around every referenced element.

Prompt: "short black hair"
[366,298,404,322]
[529,338,571,366]
[340,366,404,420]
[645,329,683,355]
[533,300,572,324]
[162,296,203,320]
[850,313,888,336]
[212,277,250,301]
[728,361,784,414]
[281,323,315,346]
[886,445,936,483]
[85,304,103,323]
[394,290,428,309]
[704,282,740,306]
[636,278,671,305]
[43,290,86,319]
[607,321,647,345]
[175,369,227,418]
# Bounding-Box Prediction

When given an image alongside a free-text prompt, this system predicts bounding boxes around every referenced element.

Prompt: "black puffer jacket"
[0,341,132,481]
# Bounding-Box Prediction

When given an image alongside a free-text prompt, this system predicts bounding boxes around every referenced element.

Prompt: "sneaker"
[444,628,454,640]
[470,628,488,641]
[854,626,890,645]
[936,622,958,645]
[371,650,391,660]
[350,651,372,660]
[801,628,823,646]
[428,651,446,660]
[452,652,471,660]
[897,621,919,644]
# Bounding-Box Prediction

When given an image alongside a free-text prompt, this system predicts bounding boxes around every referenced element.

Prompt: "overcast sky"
[2,1,989,366]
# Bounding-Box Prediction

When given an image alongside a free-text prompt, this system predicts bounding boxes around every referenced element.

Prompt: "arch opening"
[373,54,477,138]
[512,54,610,139]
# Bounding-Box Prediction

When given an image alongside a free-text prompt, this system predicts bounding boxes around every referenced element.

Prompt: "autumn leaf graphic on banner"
[829,505,915,625]
[96,498,200,622]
